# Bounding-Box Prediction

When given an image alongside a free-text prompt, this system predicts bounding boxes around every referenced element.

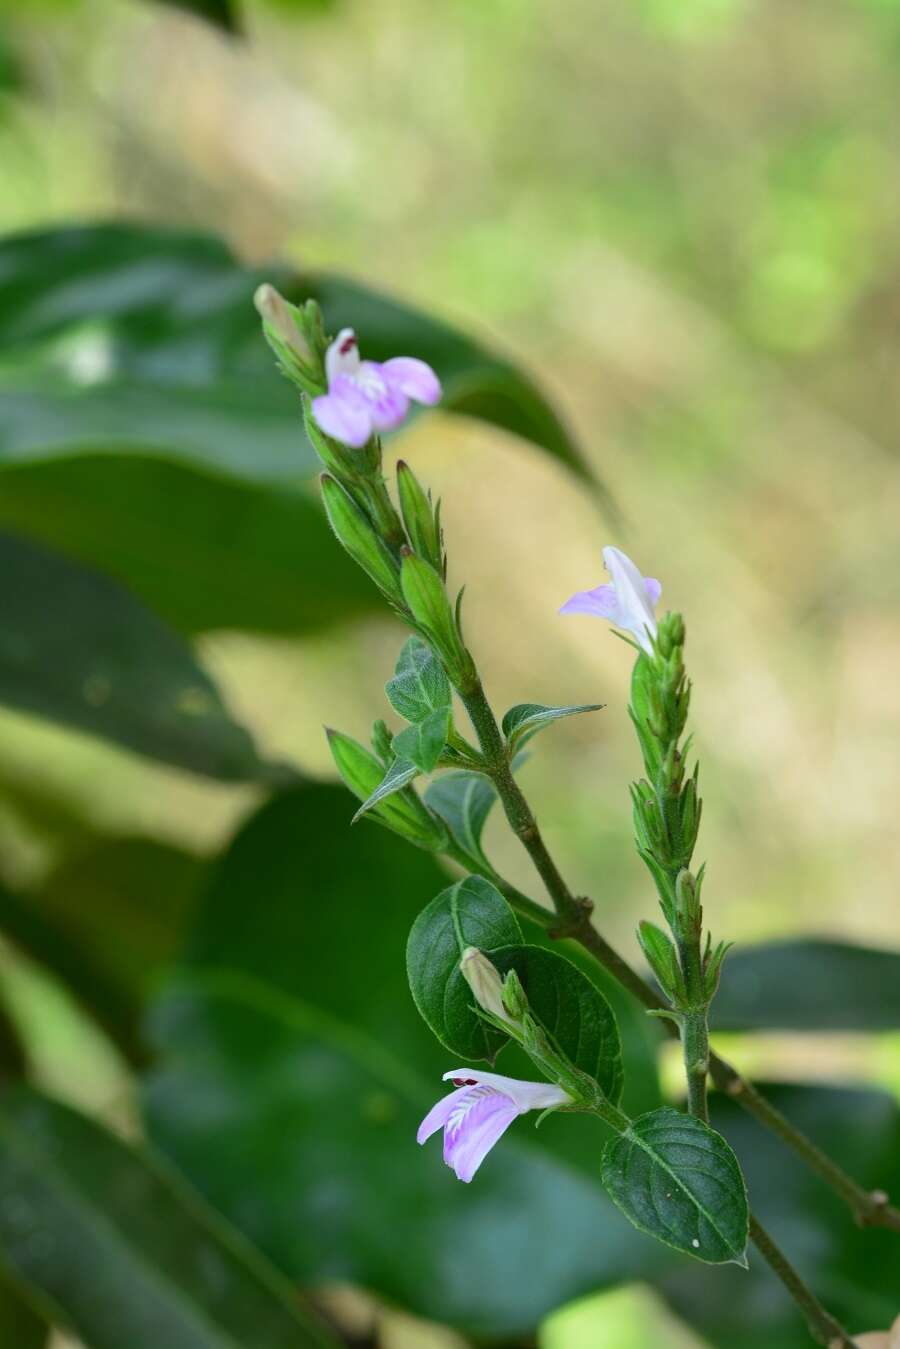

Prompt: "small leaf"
[492,945,624,1105]
[501,702,605,753]
[424,769,497,869]
[406,876,523,1062]
[386,637,451,723]
[0,1086,338,1349]
[601,1107,749,1266]
[351,756,420,823]
[392,707,450,775]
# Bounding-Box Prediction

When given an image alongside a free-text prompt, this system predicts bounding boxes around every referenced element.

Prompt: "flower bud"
[400,550,474,688]
[321,475,404,605]
[254,284,324,393]
[397,460,443,573]
[460,948,517,1027]
[638,920,683,1001]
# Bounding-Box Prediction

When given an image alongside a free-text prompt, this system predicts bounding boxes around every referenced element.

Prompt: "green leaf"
[406,875,524,1062]
[145,975,668,1339]
[391,709,450,775]
[493,945,625,1105]
[328,729,445,849]
[0,1086,338,1348]
[0,532,294,783]
[663,1083,900,1348]
[501,702,605,753]
[711,938,900,1032]
[386,637,452,724]
[351,755,420,823]
[424,769,497,869]
[0,1270,46,1349]
[601,1107,749,1266]
[151,0,241,31]
[162,784,668,1333]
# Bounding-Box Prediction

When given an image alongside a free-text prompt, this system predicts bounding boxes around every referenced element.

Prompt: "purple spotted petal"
[382,356,442,406]
[416,1085,472,1145]
[559,583,621,620]
[442,1088,520,1183]
[312,375,373,447]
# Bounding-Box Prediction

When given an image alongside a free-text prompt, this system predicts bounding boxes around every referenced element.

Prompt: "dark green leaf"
[392,709,450,774]
[711,939,900,1032]
[163,784,668,1331]
[501,702,605,753]
[0,1270,46,1349]
[351,755,420,823]
[406,875,524,1062]
[0,531,293,783]
[493,945,624,1105]
[145,975,668,1339]
[385,637,451,724]
[150,0,240,31]
[663,1084,900,1347]
[0,455,375,637]
[425,769,497,869]
[0,1086,338,1348]
[601,1107,749,1266]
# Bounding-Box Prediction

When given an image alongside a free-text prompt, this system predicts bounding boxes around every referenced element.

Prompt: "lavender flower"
[311,328,441,447]
[417,1069,570,1183]
[560,545,661,655]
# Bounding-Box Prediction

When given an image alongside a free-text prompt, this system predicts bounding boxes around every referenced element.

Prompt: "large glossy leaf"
[144,973,668,1339]
[662,1084,900,1348]
[711,938,900,1032]
[0,1270,46,1349]
[153,0,240,30]
[601,1107,748,1266]
[0,531,293,782]
[149,783,668,1333]
[0,1086,338,1348]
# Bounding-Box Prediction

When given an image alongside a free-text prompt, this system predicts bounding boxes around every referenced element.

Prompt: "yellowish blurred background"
[1,0,899,1342]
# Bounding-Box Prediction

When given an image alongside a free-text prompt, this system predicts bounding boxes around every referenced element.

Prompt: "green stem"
[748,1216,855,1348]
[681,1005,710,1124]
[452,674,900,1236]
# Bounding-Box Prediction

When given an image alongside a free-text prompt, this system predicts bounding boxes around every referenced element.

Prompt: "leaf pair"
[407,873,748,1268]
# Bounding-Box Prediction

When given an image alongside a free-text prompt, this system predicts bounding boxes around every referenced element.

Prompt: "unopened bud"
[321,475,404,605]
[460,948,516,1027]
[397,460,443,572]
[400,550,474,687]
[254,283,324,392]
[638,920,683,1001]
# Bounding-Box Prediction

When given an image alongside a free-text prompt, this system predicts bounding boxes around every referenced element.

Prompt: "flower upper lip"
[559,544,661,655]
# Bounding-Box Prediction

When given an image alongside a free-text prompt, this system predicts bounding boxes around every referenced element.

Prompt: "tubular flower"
[311,328,441,447]
[560,545,661,655]
[417,1069,570,1183]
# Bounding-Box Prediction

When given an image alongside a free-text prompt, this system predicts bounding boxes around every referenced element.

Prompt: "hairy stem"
[454,671,900,1239]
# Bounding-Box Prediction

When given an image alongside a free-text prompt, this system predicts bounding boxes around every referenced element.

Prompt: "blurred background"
[0,0,899,1345]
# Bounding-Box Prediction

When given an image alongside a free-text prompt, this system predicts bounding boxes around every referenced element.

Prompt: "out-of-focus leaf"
[601,1108,748,1266]
[151,0,240,31]
[145,973,669,1339]
[0,1086,338,1349]
[145,783,668,1333]
[662,1084,900,1348]
[711,939,900,1032]
[0,456,375,637]
[0,531,295,782]
[0,1269,46,1349]
[0,835,206,1064]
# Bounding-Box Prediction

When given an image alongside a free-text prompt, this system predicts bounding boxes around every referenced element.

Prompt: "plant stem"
[748,1216,856,1348]
[681,1005,710,1124]
[455,671,900,1237]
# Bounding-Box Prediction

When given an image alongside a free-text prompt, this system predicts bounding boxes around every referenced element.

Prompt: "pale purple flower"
[417,1069,570,1183]
[311,328,442,447]
[560,545,661,655]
